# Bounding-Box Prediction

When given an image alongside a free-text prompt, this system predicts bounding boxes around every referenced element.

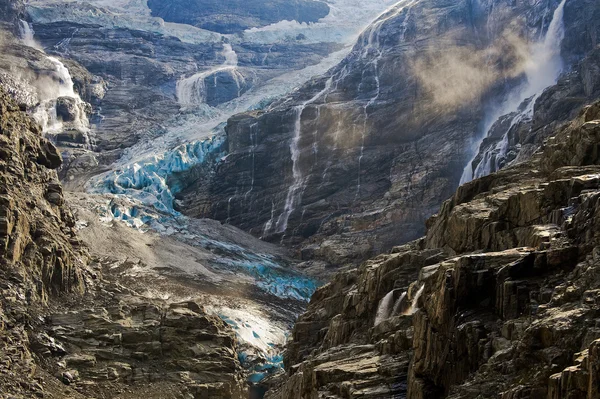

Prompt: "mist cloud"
[410,30,531,113]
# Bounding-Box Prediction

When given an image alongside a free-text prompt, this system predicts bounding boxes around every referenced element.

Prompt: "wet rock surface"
[268,103,600,398]
[179,0,600,271]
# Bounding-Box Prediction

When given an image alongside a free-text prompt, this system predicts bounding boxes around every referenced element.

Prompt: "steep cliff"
[266,102,600,398]
[179,0,600,271]
[0,83,86,396]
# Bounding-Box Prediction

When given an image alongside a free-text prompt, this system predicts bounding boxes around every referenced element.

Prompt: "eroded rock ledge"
[267,102,600,398]
[0,87,247,398]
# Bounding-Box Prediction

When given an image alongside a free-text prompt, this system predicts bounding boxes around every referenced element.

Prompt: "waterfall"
[405,284,424,315]
[18,22,91,141]
[374,289,411,326]
[176,43,245,108]
[374,290,396,326]
[359,0,417,57]
[32,57,91,137]
[460,0,567,184]
[244,123,258,204]
[222,43,238,66]
[19,20,38,48]
[357,0,416,196]
[392,291,407,315]
[270,77,334,235]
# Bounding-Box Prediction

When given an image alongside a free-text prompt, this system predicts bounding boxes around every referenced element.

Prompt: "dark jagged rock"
[0,84,87,397]
[147,0,330,34]
[267,102,600,398]
[0,86,248,399]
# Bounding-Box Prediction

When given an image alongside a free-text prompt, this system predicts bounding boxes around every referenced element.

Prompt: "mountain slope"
[178,0,600,272]
[266,99,600,399]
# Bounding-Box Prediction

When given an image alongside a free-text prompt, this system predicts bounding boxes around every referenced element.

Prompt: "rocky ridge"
[266,102,600,398]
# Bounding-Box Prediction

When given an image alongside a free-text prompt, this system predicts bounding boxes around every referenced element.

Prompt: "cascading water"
[375,289,410,326]
[18,21,92,142]
[356,0,417,196]
[176,43,246,108]
[269,77,334,235]
[244,123,258,205]
[405,284,424,315]
[460,0,568,184]
[374,290,396,326]
[392,291,407,315]
[19,20,37,48]
[32,57,91,137]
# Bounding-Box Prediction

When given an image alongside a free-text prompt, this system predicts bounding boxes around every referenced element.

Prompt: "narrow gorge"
[0,0,599,398]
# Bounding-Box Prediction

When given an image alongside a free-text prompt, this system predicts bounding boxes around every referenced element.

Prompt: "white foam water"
[460,0,568,184]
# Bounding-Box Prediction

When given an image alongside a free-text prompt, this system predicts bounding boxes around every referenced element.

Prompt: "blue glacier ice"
[88,134,226,215]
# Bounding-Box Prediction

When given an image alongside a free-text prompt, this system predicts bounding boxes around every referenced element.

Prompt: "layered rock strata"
[0,86,248,398]
[267,102,600,398]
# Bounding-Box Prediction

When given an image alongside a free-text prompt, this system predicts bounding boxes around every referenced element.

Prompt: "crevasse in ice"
[88,134,226,214]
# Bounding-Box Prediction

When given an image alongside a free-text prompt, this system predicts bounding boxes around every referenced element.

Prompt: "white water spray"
[18,21,91,141]
[460,0,567,184]
[19,20,38,48]
[374,290,396,326]
[356,0,417,196]
[405,284,424,315]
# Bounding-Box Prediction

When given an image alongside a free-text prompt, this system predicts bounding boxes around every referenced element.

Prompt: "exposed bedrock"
[0,85,248,399]
[19,1,341,190]
[266,100,600,398]
[179,0,600,271]
[462,0,600,182]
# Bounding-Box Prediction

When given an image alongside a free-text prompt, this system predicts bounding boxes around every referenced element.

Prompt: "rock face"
[463,0,600,183]
[18,0,341,191]
[46,284,247,399]
[147,0,330,34]
[267,102,600,398]
[0,0,24,32]
[179,0,600,270]
[0,85,84,302]
[0,85,249,398]
[0,84,86,397]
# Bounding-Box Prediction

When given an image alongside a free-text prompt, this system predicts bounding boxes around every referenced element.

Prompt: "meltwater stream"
[460,0,567,184]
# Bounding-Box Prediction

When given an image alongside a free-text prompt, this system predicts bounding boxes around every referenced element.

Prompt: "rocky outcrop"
[0,83,87,397]
[0,85,84,301]
[0,85,249,398]
[267,102,600,398]
[180,0,600,271]
[147,0,330,34]
[44,275,247,399]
